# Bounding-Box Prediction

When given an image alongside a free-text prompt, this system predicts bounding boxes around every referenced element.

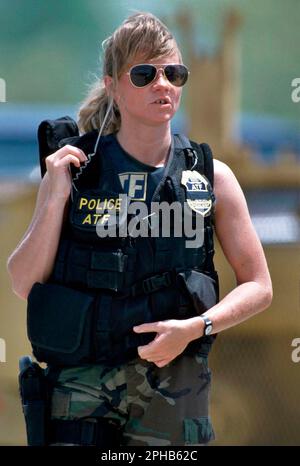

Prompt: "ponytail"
[77,80,120,135]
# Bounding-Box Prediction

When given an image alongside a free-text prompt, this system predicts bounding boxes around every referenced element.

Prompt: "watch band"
[201,316,213,336]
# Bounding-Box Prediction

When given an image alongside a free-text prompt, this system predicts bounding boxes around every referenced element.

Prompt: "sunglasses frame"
[126,63,190,88]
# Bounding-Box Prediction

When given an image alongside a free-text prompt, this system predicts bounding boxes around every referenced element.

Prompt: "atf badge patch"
[181,170,213,217]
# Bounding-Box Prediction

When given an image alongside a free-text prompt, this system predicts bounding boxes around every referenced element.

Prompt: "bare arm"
[134,159,273,367]
[188,158,273,337]
[7,145,87,300]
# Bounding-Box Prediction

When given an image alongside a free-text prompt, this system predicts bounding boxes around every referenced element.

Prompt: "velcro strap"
[91,250,127,272]
[131,271,173,296]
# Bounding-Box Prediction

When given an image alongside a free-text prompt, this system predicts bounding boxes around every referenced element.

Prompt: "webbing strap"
[50,418,122,446]
[130,270,174,296]
[190,140,214,188]
[175,134,204,171]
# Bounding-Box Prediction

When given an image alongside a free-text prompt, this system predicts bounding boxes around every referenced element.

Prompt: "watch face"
[205,324,213,335]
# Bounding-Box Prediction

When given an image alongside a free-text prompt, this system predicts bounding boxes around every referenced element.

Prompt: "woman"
[7,12,272,446]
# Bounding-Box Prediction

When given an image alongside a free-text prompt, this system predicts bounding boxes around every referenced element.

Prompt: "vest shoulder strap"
[37,116,79,178]
[174,134,214,189]
[190,140,215,189]
[37,116,99,188]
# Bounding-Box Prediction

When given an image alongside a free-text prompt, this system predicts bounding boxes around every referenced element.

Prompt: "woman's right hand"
[45,145,88,201]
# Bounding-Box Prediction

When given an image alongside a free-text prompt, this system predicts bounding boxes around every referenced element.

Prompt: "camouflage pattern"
[51,352,215,446]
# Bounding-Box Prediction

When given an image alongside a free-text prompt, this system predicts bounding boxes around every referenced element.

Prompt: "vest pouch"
[176,270,219,315]
[27,282,95,366]
[176,270,219,357]
[63,244,129,292]
[87,249,128,291]
[100,294,156,365]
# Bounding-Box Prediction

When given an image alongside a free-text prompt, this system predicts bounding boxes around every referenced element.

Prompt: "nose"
[152,69,170,88]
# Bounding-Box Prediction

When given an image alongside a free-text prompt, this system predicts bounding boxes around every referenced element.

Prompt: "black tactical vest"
[27,125,219,367]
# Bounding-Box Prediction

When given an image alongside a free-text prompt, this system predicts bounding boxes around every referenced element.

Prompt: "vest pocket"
[87,249,128,291]
[176,269,219,315]
[27,282,95,366]
[63,244,131,292]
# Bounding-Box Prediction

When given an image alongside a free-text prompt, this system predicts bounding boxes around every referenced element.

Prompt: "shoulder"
[59,130,98,152]
[213,158,248,213]
[76,131,116,153]
[58,131,117,161]
[213,158,240,193]
[213,158,234,183]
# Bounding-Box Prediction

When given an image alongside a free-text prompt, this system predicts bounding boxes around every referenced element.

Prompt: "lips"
[152,97,171,105]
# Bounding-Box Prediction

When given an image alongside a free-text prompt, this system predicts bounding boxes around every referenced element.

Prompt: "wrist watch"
[200,316,213,336]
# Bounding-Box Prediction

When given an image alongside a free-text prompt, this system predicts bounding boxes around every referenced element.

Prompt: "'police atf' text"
[77,196,122,225]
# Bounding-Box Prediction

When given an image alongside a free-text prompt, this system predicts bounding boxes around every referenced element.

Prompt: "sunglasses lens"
[129,64,189,88]
[165,65,189,87]
[130,65,157,87]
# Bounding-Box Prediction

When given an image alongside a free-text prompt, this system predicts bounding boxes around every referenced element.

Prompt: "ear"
[104,75,113,97]
[104,75,121,106]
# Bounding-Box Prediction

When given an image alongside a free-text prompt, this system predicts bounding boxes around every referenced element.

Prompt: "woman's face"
[109,52,183,128]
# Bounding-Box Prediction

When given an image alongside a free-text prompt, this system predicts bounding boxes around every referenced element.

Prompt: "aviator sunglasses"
[127,63,189,88]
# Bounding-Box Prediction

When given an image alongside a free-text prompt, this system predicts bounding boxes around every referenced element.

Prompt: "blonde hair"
[77,12,182,135]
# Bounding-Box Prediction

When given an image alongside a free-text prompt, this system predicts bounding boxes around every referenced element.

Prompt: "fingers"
[54,145,87,161]
[45,145,88,169]
[137,344,171,366]
[52,154,83,169]
[155,360,170,368]
[143,355,170,367]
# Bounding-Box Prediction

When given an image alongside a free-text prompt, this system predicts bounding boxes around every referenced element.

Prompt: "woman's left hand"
[133,319,195,368]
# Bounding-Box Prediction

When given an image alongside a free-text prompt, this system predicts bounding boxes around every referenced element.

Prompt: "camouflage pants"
[51,352,215,446]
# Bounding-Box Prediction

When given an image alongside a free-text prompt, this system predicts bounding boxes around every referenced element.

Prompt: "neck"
[116,122,172,167]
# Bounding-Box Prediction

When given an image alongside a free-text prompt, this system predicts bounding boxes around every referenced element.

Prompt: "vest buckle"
[142,272,172,294]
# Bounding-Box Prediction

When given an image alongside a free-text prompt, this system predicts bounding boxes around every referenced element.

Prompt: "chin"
[150,113,174,125]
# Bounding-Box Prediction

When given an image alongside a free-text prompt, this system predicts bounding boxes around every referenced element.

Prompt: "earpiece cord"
[191,150,198,170]
[69,99,114,194]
